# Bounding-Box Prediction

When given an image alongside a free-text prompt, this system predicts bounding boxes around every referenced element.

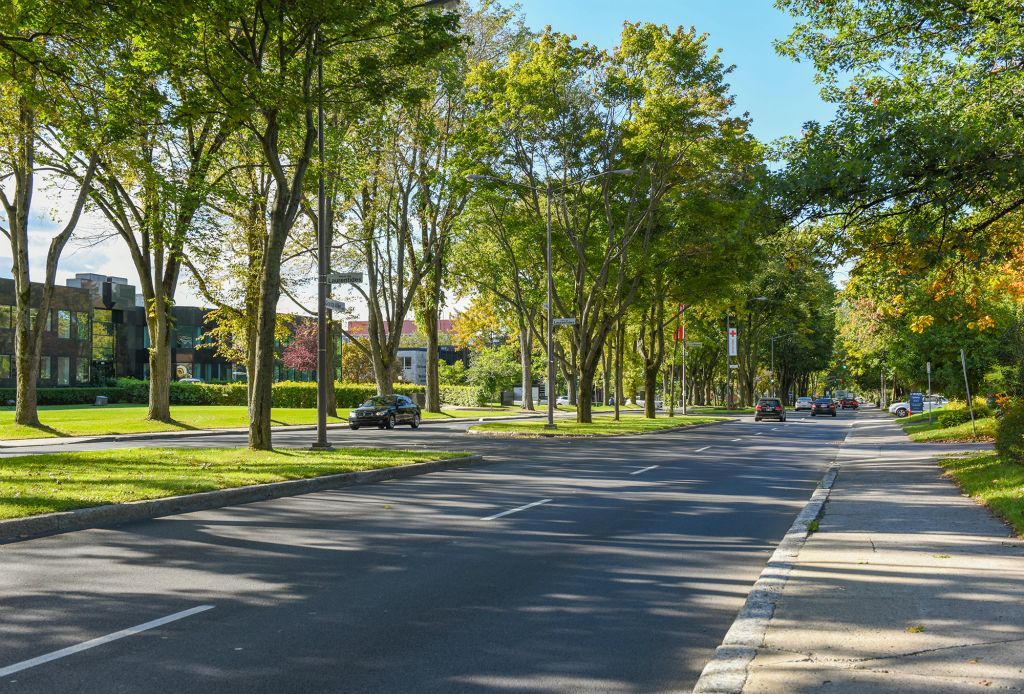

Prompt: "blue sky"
[510,0,834,144]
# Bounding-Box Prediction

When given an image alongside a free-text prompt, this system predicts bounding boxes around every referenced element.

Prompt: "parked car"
[348,395,421,430]
[811,398,837,417]
[556,395,571,405]
[178,377,203,384]
[888,395,948,418]
[636,398,664,410]
[755,397,786,422]
[794,396,813,411]
[840,396,859,409]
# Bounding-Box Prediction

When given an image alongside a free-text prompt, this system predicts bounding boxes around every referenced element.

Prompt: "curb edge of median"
[464,419,732,439]
[0,453,487,545]
[691,463,840,694]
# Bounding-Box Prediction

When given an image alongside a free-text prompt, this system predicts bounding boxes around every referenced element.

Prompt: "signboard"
[552,317,576,326]
[326,271,363,284]
[686,341,703,347]
[325,299,347,312]
[727,327,737,357]
[675,325,684,341]
[926,361,931,375]
[728,364,739,369]
[909,392,924,414]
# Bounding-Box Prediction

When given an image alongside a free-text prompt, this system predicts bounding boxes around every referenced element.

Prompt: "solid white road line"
[0,605,215,678]
[481,498,553,521]
[731,438,743,442]
[629,465,659,475]
[754,432,763,436]
[695,446,712,453]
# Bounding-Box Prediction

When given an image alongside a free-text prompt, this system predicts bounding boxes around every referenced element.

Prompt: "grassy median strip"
[0,447,464,520]
[468,415,727,437]
[901,416,997,443]
[0,404,524,441]
[938,453,1024,537]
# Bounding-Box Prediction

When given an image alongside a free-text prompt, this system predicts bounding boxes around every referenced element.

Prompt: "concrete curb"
[464,419,732,439]
[691,464,840,694]
[0,453,485,545]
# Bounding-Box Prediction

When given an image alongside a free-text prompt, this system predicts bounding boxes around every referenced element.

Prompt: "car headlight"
[376,410,389,416]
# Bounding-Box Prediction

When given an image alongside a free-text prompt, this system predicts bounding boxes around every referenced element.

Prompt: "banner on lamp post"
[727,327,737,357]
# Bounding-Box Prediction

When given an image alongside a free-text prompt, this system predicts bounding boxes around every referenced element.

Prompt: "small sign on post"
[325,299,347,312]
[727,328,737,357]
[552,317,576,326]
[326,271,363,284]
[909,392,924,414]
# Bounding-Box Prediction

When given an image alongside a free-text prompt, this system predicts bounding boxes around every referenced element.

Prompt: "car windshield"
[361,396,397,407]
[758,399,780,407]
[815,398,832,404]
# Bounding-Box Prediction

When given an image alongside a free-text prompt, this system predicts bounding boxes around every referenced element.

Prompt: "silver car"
[795,396,813,411]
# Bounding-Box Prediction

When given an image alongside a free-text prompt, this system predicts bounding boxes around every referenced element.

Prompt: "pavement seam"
[0,453,486,545]
[691,421,856,694]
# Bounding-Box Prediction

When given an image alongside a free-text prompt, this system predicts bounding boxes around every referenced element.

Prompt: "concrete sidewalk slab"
[742,416,1024,693]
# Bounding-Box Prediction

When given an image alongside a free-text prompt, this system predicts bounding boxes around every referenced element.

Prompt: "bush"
[439,384,488,407]
[996,403,1024,463]
[0,387,130,406]
[937,399,972,428]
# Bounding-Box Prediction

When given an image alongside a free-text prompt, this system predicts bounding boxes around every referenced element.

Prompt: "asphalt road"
[0,409,862,693]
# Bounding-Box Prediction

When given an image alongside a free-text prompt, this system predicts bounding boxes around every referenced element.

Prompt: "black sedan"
[349,395,421,430]
[810,398,837,417]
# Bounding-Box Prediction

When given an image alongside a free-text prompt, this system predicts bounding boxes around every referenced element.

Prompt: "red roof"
[345,320,454,337]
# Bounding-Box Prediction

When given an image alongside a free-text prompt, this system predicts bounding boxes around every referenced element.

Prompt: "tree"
[282,322,317,373]
[0,3,99,425]
[466,343,519,402]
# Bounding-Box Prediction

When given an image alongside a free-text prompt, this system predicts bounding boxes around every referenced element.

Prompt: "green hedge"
[2,379,426,408]
[996,403,1024,463]
[439,384,488,407]
[937,397,992,428]
[0,387,130,406]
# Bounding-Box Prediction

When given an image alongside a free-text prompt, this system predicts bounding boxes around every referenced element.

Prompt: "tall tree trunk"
[325,319,338,417]
[13,308,39,426]
[249,264,282,450]
[614,318,624,421]
[643,365,658,419]
[424,305,441,412]
[577,369,595,424]
[519,323,534,411]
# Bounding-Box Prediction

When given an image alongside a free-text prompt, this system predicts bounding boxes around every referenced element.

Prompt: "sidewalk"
[707,414,1024,693]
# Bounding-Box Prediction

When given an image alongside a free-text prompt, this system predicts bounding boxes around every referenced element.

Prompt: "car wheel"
[350,425,359,431]
[811,413,816,417]
[781,416,786,422]
[896,407,908,417]
[755,416,761,421]
[411,413,420,429]
[386,414,396,430]
[832,412,837,417]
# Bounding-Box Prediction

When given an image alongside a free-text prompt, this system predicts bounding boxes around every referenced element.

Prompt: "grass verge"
[687,406,756,415]
[468,415,727,437]
[0,404,522,441]
[901,416,997,443]
[938,453,1024,537]
[0,447,464,520]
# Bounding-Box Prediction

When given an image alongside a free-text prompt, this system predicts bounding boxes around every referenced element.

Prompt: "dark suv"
[811,398,837,417]
[349,395,421,430]
[755,397,786,422]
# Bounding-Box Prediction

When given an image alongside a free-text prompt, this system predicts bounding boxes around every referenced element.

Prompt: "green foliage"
[438,360,469,385]
[996,403,1024,464]
[937,400,972,428]
[0,387,128,406]
[466,345,520,401]
[439,385,488,407]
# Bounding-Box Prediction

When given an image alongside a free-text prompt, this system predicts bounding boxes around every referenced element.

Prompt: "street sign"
[686,341,703,347]
[552,317,576,326]
[325,299,347,312]
[727,328,737,357]
[926,361,931,374]
[326,271,363,284]
[909,392,924,413]
[675,325,684,341]
[729,364,739,369]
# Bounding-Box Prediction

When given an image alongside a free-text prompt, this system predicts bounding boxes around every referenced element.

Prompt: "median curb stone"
[691,464,840,694]
[0,453,485,545]
[465,418,731,438]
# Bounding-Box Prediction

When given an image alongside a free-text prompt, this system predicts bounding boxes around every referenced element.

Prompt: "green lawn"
[0,404,525,441]
[938,453,1024,537]
[468,415,727,437]
[901,415,997,442]
[0,447,465,520]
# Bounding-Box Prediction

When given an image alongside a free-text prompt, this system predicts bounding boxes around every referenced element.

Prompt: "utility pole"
[312,32,331,451]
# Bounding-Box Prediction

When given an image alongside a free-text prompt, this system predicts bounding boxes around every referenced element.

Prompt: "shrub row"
[936,397,992,428]
[438,384,489,407]
[2,380,429,408]
[996,402,1024,464]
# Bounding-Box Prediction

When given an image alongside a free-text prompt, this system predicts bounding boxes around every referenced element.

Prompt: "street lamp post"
[466,168,633,429]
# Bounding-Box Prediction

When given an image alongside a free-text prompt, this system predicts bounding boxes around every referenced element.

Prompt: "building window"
[57,357,70,385]
[76,358,89,384]
[75,312,90,341]
[0,305,11,329]
[402,356,413,369]
[57,310,71,339]
[40,356,51,380]
[0,354,10,379]
[92,309,114,361]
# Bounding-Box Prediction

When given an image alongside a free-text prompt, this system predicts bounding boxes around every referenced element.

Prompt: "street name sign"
[326,272,363,284]
[909,392,924,413]
[325,299,347,312]
[553,317,576,326]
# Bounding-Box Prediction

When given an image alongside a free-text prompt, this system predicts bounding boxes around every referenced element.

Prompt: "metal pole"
[771,337,775,398]
[312,36,331,451]
[961,349,977,436]
[927,361,932,426]
[681,311,688,415]
[545,182,555,430]
[726,315,732,410]
[669,317,679,417]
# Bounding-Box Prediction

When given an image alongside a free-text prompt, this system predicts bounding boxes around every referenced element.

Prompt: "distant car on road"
[794,396,813,411]
[840,397,859,410]
[177,378,203,384]
[811,398,837,417]
[556,395,571,405]
[754,397,786,422]
[349,395,421,430]
[888,395,948,418]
